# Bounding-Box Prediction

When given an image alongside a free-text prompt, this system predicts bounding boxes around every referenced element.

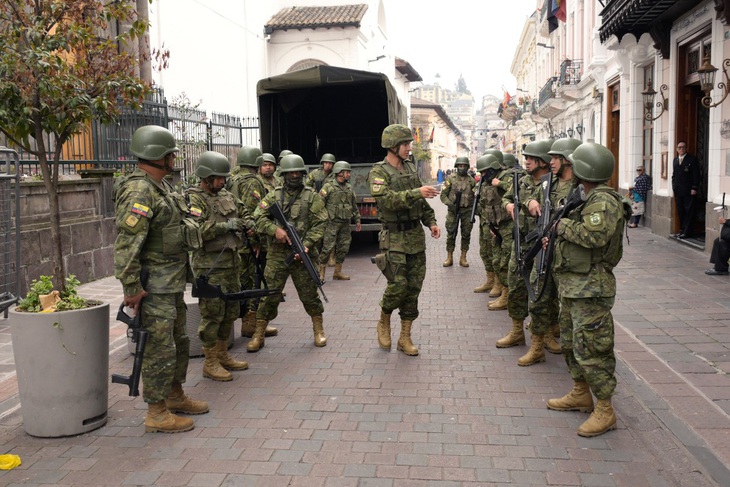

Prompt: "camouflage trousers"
[478,222,495,273]
[526,265,559,335]
[492,220,513,286]
[140,292,190,404]
[321,220,352,264]
[197,268,240,348]
[445,208,474,252]
[559,295,617,400]
[379,251,426,321]
[240,250,268,313]
[256,250,324,321]
[506,244,530,321]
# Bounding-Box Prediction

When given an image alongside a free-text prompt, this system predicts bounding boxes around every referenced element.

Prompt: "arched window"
[287,59,328,72]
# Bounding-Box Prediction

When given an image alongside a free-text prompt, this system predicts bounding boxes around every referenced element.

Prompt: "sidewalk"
[0,201,728,486]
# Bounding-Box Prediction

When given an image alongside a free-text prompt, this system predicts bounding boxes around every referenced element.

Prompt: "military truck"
[256,65,408,232]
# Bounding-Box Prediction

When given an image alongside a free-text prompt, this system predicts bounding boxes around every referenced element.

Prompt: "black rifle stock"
[111,269,149,397]
[268,201,328,303]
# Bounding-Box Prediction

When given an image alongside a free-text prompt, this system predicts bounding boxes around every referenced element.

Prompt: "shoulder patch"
[444,180,451,187]
[253,190,261,200]
[259,200,270,209]
[320,187,328,197]
[189,207,202,217]
[125,214,140,227]
[131,202,150,217]
[372,178,385,185]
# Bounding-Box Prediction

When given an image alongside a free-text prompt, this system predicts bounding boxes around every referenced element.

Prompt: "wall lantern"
[642,80,668,121]
[567,127,574,138]
[575,124,583,139]
[698,54,730,108]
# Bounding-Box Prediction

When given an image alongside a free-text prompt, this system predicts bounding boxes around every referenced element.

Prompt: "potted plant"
[0,0,165,437]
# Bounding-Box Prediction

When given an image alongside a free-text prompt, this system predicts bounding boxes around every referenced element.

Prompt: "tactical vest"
[375,161,424,224]
[188,187,241,253]
[274,186,317,236]
[323,182,354,221]
[480,184,509,224]
[446,175,474,208]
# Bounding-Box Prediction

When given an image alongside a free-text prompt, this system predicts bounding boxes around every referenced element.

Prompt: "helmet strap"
[140,159,169,172]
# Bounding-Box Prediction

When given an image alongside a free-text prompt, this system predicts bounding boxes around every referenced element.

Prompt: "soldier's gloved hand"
[225,218,246,232]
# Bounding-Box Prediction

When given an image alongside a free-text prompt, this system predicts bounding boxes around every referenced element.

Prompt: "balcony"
[557,59,583,101]
[537,76,565,119]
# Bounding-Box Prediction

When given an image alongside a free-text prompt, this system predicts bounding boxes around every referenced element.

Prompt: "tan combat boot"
[165,382,209,415]
[202,345,232,381]
[577,399,616,437]
[487,287,509,311]
[474,271,495,293]
[517,334,546,366]
[443,251,453,267]
[318,264,326,282]
[217,340,248,371]
[547,381,594,412]
[145,401,194,433]
[397,320,419,356]
[488,278,503,298]
[333,263,350,280]
[312,315,327,347]
[459,250,469,267]
[247,319,268,352]
[242,310,278,338]
[544,333,562,354]
[377,310,392,350]
[327,251,336,267]
[496,318,525,348]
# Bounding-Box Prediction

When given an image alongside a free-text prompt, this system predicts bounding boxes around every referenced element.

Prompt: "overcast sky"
[149,0,540,114]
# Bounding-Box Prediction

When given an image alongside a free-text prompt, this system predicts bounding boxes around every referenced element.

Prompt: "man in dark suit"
[671,141,701,238]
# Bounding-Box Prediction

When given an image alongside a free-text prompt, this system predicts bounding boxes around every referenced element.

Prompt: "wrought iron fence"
[559,59,583,87]
[0,88,260,180]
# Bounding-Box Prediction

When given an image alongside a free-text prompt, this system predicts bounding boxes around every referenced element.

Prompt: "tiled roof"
[265,4,368,32]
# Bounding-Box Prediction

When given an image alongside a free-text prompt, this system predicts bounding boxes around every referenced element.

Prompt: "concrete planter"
[10,302,110,437]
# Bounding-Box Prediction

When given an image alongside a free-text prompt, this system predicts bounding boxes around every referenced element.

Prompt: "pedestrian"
[546,142,630,438]
[319,160,362,281]
[369,124,440,356]
[229,147,279,339]
[187,151,252,381]
[628,165,652,227]
[706,213,730,275]
[671,141,701,238]
[250,153,329,351]
[114,125,208,433]
[440,156,476,267]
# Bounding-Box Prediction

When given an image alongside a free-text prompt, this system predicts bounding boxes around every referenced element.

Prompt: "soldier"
[498,139,552,349]
[440,156,476,267]
[114,125,208,433]
[187,151,253,381]
[319,161,362,281]
[546,142,629,438]
[369,124,440,356]
[229,147,278,339]
[258,152,279,194]
[250,154,329,351]
[307,153,336,192]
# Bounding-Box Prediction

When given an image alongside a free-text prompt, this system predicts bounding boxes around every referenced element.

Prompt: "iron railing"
[539,77,558,107]
[559,59,583,87]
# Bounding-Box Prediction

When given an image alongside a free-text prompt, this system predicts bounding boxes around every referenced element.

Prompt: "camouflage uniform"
[113,170,191,404]
[306,168,334,192]
[187,186,253,347]
[440,172,475,252]
[479,170,512,286]
[553,185,626,400]
[254,186,328,321]
[320,178,360,264]
[369,159,437,320]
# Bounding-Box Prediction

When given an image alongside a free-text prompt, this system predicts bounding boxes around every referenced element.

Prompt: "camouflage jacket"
[502,171,542,239]
[114,169,189,296]
[553,185,628,298]
[368,159,437,254]
[229,171,266,247]
[440,173,475,210]
[254,185,328,256]
[320,179,360,223]
[306,168,334,192]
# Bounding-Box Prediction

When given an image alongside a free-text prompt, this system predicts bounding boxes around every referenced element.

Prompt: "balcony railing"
[559,59,583,87]
[539,77,558,107]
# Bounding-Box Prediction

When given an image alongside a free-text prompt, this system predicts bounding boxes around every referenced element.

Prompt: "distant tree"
[0,0,160,291]
[456,74,471,95]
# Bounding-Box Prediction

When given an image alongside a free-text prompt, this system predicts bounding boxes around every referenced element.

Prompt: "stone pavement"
[0,199,729,486]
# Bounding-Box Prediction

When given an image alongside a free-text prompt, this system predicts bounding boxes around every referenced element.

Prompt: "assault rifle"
[192,274,281,301]
[511,170,526,278]
[111,269,149,397]
[268,201,328,303]
[523,184,588,301]
[447,190,463,237]
[470,177,484,224]
[524,173,554,296]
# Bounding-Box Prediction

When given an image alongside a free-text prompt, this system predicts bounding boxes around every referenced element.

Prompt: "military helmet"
[381,124,413,148]
[236,146,262,167]
[454,156,470,167]
[257,153,276,166]
[320,153,336,164]
[195,151,231,178]
[476,154,501,172]
[503,153,517,167]
[333,161,351,174]
[278,149,293,163]
[547,138,582,159]
[522,139,554,164]
[279,154,306,174]
[483,148,504,166]
[568,143,615,182]
[130,125,179,160]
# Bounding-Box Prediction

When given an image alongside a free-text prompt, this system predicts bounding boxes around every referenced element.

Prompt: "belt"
[385,220,421,232]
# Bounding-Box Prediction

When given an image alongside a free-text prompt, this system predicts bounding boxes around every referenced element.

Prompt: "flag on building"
[428,127,434,143]
[552,0,566,22]
[502,91,512,108]
[414,127,421,144]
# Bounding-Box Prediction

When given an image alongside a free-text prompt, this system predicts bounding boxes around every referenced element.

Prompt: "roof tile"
[266,4,368,31]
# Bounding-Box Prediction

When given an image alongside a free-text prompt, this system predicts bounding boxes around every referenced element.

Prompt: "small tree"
[0,0,155,292]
